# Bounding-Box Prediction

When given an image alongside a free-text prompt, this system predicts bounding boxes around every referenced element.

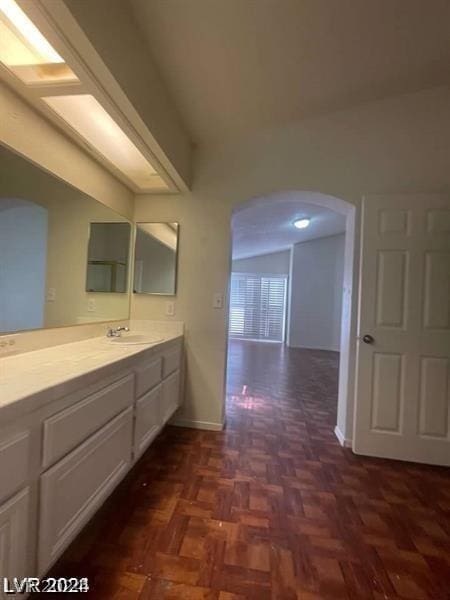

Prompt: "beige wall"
[288,234,345,352]
[132,86,450,434]
[0,146,130,330]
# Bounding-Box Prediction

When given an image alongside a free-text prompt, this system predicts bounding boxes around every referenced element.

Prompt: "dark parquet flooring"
[39,341,450,599]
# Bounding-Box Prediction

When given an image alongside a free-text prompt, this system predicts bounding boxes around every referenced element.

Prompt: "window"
[229,273,287,342]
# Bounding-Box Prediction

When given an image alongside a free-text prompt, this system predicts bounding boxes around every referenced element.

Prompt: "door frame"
[225,191,359,445]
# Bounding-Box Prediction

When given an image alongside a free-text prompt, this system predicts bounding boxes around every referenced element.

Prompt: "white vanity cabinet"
[161,370,181,424]
[135,356,162,398]
[134,384,162,458]
[133,341,182,457]
[0,335,183,582]
[0,425,40,596]
[0,488,30,600]
[42,373,135,469]
[0,431,31,504]
[38,408,133,573]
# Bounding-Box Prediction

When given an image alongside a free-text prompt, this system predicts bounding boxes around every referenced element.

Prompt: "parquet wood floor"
[37,341,450,599]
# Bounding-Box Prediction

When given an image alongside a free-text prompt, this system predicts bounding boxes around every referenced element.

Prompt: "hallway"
[43,342,450,599]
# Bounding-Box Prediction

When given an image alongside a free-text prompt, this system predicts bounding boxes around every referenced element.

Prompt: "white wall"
[232,249,290,275]
[0,199,47,333]
[288,234,344,352]
[132,86,450,440]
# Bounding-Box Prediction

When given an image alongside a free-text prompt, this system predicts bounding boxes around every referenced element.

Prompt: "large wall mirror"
[0,143,132,334]
[134,223,179,295]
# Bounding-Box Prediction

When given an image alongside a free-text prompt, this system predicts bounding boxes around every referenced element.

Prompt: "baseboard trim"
[334,425,352,448]
[172,419,224,432]
[287,343,340,353]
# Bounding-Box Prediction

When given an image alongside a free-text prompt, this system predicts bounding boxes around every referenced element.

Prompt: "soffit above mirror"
[0,0,186,194]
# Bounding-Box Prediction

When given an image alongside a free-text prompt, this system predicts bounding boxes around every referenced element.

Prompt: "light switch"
[87,298,96,312]
[166,301,175,316]
[47,288,56,302]
[213,293,223,309]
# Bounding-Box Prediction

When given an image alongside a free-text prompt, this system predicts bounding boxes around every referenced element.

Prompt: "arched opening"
[0,197,48,333]
[224,190,357,445]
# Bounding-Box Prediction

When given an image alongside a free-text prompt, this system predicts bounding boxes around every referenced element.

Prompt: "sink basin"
[107,333,164,346]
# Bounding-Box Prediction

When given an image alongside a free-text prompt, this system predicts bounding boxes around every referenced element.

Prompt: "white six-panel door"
[354,194,450,466]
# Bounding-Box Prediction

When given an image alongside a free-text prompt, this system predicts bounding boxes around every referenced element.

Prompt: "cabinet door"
[0,488,30,600]
[162,347,181,378]
[161,370,180,425]
[135,357,162,398]
[39,408,133,574]
[134,384,161,459]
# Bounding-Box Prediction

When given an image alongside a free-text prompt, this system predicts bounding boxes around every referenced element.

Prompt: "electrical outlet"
[0,337,16,354]
[87,298,96,312]
[47,288,56,302]
[166,301,175,316]
[213,293,223,309]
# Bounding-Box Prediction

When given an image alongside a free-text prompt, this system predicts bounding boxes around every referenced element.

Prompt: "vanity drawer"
[163,347,181,378]
[39,407,133,574]
[134,384,162,459]
[43,373,134,469]
[0,431,30,503]
[135,356,162,398]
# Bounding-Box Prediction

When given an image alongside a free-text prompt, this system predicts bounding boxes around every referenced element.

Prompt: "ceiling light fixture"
[0,0,78,83]
[293,218,310,229]
[43,94,161,189]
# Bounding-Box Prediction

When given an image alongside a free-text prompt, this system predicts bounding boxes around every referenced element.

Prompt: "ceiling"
[130,0,450,146]
[231,193,346,259]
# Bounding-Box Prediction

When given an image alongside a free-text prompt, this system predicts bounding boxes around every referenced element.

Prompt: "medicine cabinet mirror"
[133,223,179,295]
[86,222,131,293]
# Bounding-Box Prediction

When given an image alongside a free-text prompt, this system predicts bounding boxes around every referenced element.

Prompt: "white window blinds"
[229,273,287,341]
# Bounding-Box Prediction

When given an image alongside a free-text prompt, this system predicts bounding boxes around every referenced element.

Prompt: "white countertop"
[0,330,182,423]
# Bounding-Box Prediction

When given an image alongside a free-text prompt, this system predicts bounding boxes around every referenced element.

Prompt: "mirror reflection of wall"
[86,223,131,293]
[0,144,131,334]
[134,223,179,295]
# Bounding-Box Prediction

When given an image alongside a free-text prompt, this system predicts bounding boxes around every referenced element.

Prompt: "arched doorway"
[225,190,357,445]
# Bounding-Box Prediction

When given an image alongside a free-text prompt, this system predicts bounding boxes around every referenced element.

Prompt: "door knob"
[362,334,374,344]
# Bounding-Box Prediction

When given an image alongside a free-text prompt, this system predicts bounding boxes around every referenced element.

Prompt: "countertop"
[0,331,182,423]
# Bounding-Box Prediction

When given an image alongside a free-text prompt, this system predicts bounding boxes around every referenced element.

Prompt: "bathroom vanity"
[0,327,183,590]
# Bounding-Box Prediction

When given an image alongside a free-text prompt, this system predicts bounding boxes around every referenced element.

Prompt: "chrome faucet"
[106,326,130,338]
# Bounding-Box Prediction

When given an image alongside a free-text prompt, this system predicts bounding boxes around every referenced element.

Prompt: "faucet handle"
[106,325,129,338]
